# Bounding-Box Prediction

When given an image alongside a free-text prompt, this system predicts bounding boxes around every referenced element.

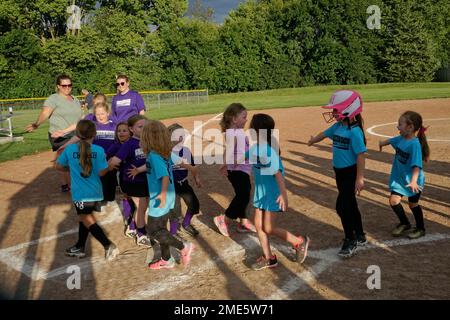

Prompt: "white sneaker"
[136,235,153,248]
[105,243,119,261]
[124,225,137,239]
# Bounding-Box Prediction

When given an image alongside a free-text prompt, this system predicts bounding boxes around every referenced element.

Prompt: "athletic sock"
[75,222,89,248]
[137,227,146,237]
[170,220,178,235]
[182,211,193,228]
[411,205,425,230]
[391,203,410,226]
[122,199,133,223]
[128,220,136,230]
[88,223,111,249]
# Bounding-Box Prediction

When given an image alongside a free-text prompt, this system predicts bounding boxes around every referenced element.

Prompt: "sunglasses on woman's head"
[60,84,72,88]
[115,82,126,87]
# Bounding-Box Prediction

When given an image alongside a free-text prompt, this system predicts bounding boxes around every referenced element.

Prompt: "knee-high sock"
[411,205,425,230]
[75,222,89,248]
[182,210,193,228]
[391,203,410,226]
[88,223,111,249]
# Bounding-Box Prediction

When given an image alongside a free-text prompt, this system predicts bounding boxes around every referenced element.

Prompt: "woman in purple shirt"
[111,74,146,123]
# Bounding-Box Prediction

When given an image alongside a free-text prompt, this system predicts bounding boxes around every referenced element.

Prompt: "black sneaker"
[65,245,86,258]
[182,224,199,237]
[338,239,357,258]
[356,234,368,246]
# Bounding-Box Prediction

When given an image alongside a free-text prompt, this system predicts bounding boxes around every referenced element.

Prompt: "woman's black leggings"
[334,164,364,240]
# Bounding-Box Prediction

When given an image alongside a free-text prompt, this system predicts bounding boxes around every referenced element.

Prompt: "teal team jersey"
[145,151,176,217]
[57,143,108,202]
[324,122,367,168]
[388,135,425,197]
[248,143,285,212]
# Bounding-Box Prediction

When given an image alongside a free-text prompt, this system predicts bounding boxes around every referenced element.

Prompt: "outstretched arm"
[25,106,53,132]
[378,139,391,151]
[127,164,146,179]
[51,123,77,138]
[180,163,202,187]
[108,156,122,171]
[308,132,327,146]
[54,163,69,172]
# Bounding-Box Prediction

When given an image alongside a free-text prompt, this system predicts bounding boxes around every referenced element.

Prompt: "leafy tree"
[382,0,440,82]
[159,18,220,90]
[187,0,215,22]
[0,0,97,39]
[0,28,41,74]
[147,0,188,27]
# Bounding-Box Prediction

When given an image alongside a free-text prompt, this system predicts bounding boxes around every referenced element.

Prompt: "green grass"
[1,82,450,163]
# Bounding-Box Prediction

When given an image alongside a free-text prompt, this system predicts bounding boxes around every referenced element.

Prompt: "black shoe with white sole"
[338,239,357,258]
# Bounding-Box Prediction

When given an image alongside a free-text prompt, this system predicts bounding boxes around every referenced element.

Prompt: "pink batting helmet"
[322,90,363,123]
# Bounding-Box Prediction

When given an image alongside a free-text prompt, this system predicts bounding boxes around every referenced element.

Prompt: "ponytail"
[79,140,93,178]
[417,126,430,162]
[401,111,430,162]
[355,114,367,146]
[347,114,367,146]
[75,120,97,178]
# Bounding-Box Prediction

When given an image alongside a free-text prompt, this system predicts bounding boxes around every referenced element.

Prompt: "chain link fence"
[0,89,208,138]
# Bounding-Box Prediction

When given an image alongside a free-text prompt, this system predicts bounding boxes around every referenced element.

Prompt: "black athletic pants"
[147,213,184,261]
[224,170,251,220]
[334,164,364,240]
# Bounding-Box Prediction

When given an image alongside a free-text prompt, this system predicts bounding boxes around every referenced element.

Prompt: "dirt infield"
[0,98,449,300]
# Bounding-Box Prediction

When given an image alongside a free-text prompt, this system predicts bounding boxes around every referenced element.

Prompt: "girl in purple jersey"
[167,123,202,238]
[92,102,117,206]
[84,93,107,122]
[106,122,136,233]
[108,115,152,247]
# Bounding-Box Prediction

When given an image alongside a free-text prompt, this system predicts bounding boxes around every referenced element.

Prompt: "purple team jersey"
[93,120,116,152]
[84,113,96,121]
[172,146,195,182]
[111,90,145,123]
[106,141,122,159]
[115,137,147,183]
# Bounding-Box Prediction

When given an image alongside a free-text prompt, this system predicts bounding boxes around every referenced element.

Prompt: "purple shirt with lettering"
[111,90,145,123]
[115,137,147,183]
[172,146,195,183]
[93,120,116,152]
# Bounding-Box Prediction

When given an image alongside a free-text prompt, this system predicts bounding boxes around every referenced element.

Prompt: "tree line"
[0,0,448,99]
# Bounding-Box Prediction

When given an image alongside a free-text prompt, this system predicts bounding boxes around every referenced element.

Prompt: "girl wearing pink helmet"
[308,90,367,258]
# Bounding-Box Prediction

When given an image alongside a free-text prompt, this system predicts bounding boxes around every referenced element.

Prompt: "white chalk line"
[130,215,450,300]
[0,202,123,281]
[267,232,450,299]
[367,118,450,142]
[2,113,449,296]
